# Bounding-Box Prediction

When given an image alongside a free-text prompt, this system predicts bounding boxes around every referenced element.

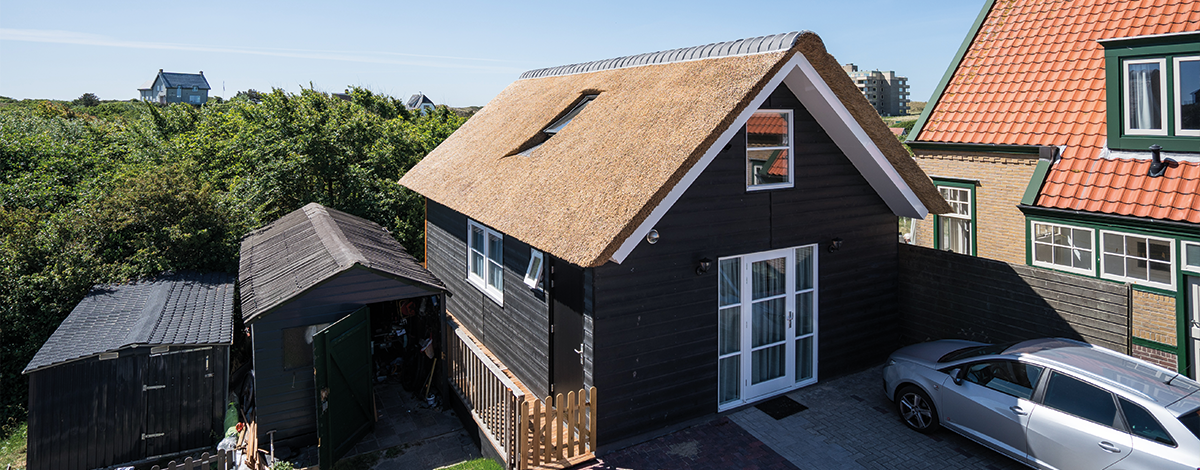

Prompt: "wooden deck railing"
[447,324,526,468]
[518,388,597,470]
[150,450,236,470]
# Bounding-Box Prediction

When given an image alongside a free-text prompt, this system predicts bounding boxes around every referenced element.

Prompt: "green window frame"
[1103,34,1200,152]
[1031,221,1095,276]
[934,180,975,256]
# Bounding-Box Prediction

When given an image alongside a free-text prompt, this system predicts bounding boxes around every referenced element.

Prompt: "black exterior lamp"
[696,257,713,275]
[828,237,844,253]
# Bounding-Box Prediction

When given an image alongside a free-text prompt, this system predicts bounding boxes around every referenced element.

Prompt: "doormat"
[755,395,808,420]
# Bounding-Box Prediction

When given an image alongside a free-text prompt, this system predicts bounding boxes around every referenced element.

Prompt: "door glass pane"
[718,356,740,405]
[796,292,813,336]
[795,246,813,291]
[796,336,813,382]
[752,298,785,347]
[1128,61,1163,130]
[719,258,740,307]
[718,306,740,356]
[752,258,786,300]
[751,344,785,384]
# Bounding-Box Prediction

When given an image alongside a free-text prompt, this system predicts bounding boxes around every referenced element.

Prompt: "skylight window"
[544,95,597,134]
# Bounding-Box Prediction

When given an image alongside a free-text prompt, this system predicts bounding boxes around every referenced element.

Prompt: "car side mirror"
[951,368,964,386]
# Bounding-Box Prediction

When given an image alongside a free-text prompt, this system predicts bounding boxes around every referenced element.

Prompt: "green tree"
[71,93,100,107]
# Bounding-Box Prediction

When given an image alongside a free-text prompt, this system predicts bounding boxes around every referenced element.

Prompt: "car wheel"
[896,385,939,433]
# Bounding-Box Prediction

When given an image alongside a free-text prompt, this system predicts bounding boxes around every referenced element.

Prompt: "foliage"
[71,93,101,107]
[269,460,296,470]
[0,421,26,469]
[0,86,464,428]
[441,458,505,470]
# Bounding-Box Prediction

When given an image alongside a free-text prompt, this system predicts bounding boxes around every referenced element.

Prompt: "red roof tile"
[917,0,1199,222]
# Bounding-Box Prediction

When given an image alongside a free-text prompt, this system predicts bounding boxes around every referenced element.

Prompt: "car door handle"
[1098,441,1122,453]
[1009,406,1028,416]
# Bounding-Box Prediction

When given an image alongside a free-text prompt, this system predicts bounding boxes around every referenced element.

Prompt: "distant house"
[906,0,1199,376]
[139,69,210,104]
[401,31,949,451]
[406,93,436,113]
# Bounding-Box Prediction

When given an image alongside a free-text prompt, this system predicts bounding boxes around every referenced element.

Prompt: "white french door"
[1189,276,1199,380]
[718,245,818,410]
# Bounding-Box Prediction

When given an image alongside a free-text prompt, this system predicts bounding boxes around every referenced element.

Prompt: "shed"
[239,203,444,465]
[23,272,234,470]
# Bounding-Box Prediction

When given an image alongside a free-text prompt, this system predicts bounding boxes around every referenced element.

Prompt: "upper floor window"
[934,182,974,256]
[746,110,792,190]
[1103,35,1200,151]
[468,220,504,304]
[1100,230,1174,290]
[1031,221,1095,276]
[1124,58,1167,135]
[1175,56,1199,137]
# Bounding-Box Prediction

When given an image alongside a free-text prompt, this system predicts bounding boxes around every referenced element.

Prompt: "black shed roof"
[23,272,234,374]
[238,203,444,322]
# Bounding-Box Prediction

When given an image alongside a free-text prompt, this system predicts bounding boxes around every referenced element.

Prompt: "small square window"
[746,110,792,190]
[524,249,544,289]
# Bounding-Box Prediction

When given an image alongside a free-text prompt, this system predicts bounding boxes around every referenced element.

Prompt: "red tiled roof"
[917,0,1200,222]
[748,112,788,135]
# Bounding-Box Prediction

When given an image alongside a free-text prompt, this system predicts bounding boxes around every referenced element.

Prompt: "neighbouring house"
[407,93,436,113]
[22,272,234,470]
[400,30,950,451]
[238,203,445,468]
[906,0,1199,376]
[842,63,910,116]
[138,69,210,104]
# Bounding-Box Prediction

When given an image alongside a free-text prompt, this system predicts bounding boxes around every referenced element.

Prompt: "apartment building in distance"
[842,64,910,116]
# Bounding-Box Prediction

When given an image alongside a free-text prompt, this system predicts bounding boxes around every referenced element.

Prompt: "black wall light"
[696,257,713,275]
[828,237,843,253]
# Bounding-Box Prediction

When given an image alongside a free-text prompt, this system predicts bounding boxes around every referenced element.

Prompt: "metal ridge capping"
[518,31,804,79]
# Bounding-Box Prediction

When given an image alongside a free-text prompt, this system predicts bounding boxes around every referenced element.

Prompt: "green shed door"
[314,306,374,469]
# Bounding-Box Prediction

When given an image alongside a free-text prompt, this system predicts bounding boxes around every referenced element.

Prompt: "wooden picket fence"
[150,449,236,470]
[517,387,597,470]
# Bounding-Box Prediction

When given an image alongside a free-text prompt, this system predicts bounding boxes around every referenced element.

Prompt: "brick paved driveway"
[585,364,1026,470]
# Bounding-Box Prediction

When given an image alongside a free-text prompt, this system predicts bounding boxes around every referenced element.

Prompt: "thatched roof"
[401,31,949,268]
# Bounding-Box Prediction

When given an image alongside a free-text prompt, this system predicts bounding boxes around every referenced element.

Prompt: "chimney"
[1147,144,1176,178]
[159,69,163,73]
[199,71,203,75]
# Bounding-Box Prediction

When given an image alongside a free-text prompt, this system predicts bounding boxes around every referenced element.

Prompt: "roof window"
[516,94,598,156]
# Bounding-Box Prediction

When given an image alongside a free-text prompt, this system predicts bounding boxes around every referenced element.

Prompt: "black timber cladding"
[590,83,902,444]
[23,273,232,470]
[426,200,553,399]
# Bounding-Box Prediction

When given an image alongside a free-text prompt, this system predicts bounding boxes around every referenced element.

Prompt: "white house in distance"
[138,70,210,104]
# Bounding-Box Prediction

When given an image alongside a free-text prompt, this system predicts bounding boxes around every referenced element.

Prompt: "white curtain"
[1129,63,1161,130]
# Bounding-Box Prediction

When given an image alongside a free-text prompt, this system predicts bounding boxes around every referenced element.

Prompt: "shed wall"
[249,268,439,446]
[591,83,902,444]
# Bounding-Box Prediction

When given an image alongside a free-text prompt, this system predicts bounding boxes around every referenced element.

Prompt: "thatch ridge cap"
[518,31,806,80]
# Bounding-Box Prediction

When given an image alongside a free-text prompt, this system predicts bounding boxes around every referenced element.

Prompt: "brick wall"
[1132,289,1176,345]
[910,151,1039,265]
[1131,343,1178,370]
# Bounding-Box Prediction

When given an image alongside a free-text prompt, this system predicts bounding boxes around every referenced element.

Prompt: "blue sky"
[0,0,984,107]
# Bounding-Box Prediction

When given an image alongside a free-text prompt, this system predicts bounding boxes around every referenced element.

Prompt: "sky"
[0,0,985,107]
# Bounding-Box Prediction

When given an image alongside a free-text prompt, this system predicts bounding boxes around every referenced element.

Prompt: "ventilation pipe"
[1147,144,1176,178]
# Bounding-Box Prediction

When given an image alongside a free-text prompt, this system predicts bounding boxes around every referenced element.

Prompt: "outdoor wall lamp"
[646,229,660,244]
[696,257,713,275]
[828,237,843,253]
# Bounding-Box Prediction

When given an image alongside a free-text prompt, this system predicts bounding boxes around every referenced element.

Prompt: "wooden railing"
[447,324,526,468]
[150,450,235,470]
[518,388,597,470]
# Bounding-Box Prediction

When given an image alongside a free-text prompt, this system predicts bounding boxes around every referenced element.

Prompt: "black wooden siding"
[250,268,439,447]
[26,346,228,470]
[426,201,553,399]
[590,84,902,444]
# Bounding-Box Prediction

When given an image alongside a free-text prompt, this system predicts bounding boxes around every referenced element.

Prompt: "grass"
[439,458,503,470]
[0,421,27,469]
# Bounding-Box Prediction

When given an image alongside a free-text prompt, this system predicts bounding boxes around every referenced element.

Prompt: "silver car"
[883,338,1200,470]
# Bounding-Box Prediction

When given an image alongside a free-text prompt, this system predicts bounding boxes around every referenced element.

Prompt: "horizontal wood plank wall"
[591,85,901,444]
[251,268,439,447]
[427,200,552,399]
[898,244,1129,352]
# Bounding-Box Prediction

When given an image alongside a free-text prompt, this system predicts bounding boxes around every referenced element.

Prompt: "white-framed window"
[1183,241,1200,274]
[746,109,793,190]
[524,248,544,290]
[1031,222,1095,276]
[935,184,974,255]
[1124,58,1168,136]
[177,87,182,98]
[468,220,504,304]
[1100,230,1174,290]
[1174,56,1200,137]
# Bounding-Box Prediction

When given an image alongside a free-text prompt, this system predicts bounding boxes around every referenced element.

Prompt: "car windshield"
[1179,406,1200,440]
[937,342,1018,363]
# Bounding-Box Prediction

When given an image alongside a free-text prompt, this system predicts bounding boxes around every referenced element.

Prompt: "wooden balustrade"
[447,324,526,468]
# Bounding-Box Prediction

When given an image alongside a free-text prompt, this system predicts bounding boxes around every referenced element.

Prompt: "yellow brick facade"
[1132,289,1177,345]
[909,151,1039,265]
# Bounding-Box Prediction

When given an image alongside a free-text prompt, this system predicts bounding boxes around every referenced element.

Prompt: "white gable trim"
[608,53,928,264]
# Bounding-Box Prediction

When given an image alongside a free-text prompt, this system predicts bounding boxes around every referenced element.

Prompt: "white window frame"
[1030,221,1096,276]
[177,87,182,98]
[467,220,504,304]
[524,248,544,290]
[1183,241,1200,274]
[1123,58,1168,136]
[745,109,794,191]
[1174,56,1200,137]
[936,184,974,256]
[1099,230,1175,291]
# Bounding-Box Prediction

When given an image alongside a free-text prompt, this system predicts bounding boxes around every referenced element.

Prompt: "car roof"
[1008,338,1200,415]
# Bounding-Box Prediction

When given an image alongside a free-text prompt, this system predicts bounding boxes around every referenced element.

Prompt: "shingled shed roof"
[401,31,950,267]
[239,203,444,322]
[23,272,234,374]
